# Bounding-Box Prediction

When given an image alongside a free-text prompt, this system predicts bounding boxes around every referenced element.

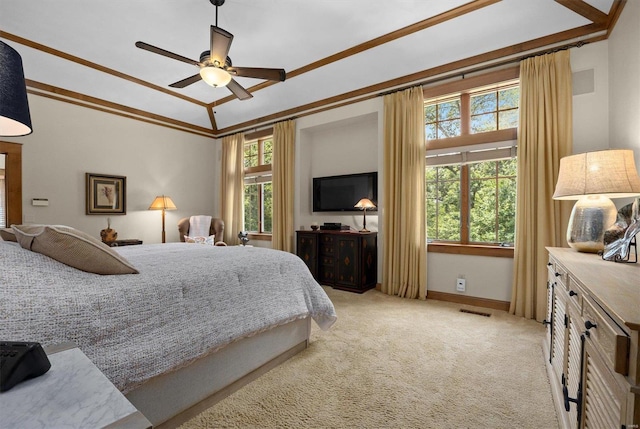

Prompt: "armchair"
[178,217,225,243]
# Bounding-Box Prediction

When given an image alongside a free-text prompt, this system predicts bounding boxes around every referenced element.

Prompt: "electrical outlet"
[456,278,466,292]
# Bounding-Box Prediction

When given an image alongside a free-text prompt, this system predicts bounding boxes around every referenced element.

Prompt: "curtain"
[510,50,573,321]
[220,132,245,245]
[382,86,427,299]
[272,119,296,252]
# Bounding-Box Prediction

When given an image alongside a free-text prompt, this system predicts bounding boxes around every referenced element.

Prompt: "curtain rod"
[379,39,588,97]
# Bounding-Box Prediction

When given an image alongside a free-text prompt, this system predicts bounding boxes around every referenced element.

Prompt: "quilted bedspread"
[0,242,337,393]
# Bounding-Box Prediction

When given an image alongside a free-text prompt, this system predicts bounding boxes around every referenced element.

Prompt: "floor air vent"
[459,309,491,317]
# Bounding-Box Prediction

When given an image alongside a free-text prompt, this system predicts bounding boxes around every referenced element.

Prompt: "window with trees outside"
[244,136,273,235]
[424,72,519,256]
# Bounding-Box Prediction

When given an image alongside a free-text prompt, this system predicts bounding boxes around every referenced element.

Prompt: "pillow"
[0,228,17,242]
[184,234,215,245]
[12,224,139,275]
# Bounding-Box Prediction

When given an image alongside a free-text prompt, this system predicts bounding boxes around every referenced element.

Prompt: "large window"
[426,158,516,246]
[243,137,273,234]
[424,71,519,253]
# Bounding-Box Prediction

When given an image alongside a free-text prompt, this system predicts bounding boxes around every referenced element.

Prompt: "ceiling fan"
[135,0,286,101]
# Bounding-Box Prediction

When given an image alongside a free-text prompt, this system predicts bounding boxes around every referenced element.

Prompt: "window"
[424,72,519,253]
[243,137,273,234]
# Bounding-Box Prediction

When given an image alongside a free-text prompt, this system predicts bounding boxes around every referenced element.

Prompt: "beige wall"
[3,95,218,244]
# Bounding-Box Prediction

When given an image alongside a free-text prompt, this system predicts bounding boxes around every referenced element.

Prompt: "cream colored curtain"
[382,86,427,299]
[220,132,245,245]
[272,120,296,252]
[510,50,573,321]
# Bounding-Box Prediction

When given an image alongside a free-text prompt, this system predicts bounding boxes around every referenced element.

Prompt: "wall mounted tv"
[313,172,378,212]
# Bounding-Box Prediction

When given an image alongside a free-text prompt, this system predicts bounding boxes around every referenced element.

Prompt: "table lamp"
[0,41,32,136]
[553,149,640,252]
[148,195,177,243]
[354,198,376,232]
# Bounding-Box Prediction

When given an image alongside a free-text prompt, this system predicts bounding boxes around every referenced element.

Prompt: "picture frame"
[86,173,126,215]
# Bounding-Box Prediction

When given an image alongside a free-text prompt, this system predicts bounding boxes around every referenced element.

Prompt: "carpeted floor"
[180,287,560,429]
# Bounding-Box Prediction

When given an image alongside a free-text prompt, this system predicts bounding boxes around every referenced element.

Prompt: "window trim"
[424,68,519,257]
[243,136,273,237]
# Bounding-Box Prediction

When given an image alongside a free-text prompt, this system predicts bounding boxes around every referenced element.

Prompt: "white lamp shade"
[354,198,376,209]
[553,149,640,200]
[148,195,177,210]
[199,66,232,87]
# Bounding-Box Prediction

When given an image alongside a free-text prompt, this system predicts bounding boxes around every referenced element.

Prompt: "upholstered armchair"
[178,217,225,242]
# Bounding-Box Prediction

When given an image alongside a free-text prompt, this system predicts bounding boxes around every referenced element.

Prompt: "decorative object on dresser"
[296,230,377,293]
[602,198,640,263]
[148,195,177,243]
[0,41,32,137]
[354,198,376,232]
[553,149,640,253]
[544,247,639,429]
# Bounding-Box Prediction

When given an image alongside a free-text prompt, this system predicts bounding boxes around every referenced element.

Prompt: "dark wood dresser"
[296,230,377,293]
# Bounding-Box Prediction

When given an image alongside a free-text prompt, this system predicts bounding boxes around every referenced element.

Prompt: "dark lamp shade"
[0,41,32,136]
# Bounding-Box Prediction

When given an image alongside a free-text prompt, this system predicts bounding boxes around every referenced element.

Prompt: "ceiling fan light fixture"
[200,66,231,87]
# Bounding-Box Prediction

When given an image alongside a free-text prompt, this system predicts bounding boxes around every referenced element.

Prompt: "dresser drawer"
[582,296,630,376]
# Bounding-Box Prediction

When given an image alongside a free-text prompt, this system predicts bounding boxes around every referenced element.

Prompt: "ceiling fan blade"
[210,26,233,66]
[169,73,202,88]
[227,78,253,100]
[135,41,200,66]
[227,66,286,82]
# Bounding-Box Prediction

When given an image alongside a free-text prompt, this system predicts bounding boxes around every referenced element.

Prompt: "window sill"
[427,242,514,258]
[247,233,272,241]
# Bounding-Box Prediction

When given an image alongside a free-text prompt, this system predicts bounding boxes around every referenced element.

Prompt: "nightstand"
[107,239,143,247]
[0,343,151,428]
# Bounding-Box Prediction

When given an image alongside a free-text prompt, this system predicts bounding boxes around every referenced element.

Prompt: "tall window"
[243,137,273,234]
[425,74,519,249]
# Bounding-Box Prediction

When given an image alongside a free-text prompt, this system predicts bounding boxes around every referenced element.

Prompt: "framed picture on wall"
[86,173,126,215]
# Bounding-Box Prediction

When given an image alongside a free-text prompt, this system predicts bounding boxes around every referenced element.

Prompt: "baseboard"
[426,290,510,311]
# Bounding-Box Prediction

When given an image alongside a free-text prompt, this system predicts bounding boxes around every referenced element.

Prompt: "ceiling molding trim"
[26,80,215,138]
[208,0,501,108]
[0,30,208,108]
[216,23,608,137]
[605,0,627,36]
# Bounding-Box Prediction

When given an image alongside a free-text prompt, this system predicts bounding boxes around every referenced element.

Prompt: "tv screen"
[313,172,377,212]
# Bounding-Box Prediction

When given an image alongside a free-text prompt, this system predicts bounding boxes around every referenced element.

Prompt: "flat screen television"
[313,172,377,212]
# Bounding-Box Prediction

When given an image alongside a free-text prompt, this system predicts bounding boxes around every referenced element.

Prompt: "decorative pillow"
[184,235,215,245]
[12,224,139,275]
[0,228,17,242]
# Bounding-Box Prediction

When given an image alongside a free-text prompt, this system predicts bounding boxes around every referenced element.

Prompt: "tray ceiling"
[0,0,623,138]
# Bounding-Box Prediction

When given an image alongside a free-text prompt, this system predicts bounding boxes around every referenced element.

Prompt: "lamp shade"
[199,66,232,87]
[553,149,640,200]
[148,195,177,210]
[354,198,376,209]
[0,41,32,136]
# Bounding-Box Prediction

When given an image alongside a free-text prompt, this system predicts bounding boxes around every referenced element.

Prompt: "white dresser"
[545,247,639,429]
[0,343,151,428]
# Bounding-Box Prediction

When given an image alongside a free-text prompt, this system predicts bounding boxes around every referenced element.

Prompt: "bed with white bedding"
[0,238,336,426]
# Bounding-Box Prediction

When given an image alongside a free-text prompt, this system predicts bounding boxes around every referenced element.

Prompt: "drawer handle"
[584,320,597,337]
[569,290,577,297]
[547,262,552,267]
[555,272,561,277]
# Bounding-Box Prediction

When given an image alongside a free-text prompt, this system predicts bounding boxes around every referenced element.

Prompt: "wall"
[609,0,640,175]
[3,94,218,244]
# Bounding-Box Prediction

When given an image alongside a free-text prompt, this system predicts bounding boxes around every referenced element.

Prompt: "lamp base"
[359,228,370,232]
[567,195,617,253]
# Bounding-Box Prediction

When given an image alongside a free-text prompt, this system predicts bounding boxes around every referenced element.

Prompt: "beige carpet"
[180,287,559,429]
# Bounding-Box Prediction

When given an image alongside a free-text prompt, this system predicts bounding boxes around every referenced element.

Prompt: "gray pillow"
[12,224,139,275]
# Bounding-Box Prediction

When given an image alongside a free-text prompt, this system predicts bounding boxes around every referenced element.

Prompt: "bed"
[0,230,337,427]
